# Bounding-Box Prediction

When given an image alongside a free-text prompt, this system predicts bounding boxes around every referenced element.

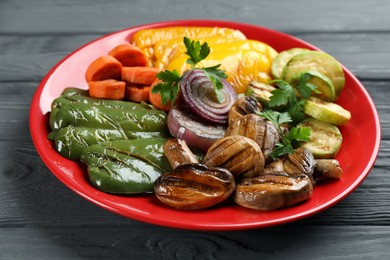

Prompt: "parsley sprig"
[152,37,228,105]
[253,72,321,159]
[256,109,311,159]
[268,71,320,124]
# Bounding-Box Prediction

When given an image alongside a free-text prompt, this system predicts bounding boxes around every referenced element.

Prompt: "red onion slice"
[167,105,226,152]
[180,69,238,124]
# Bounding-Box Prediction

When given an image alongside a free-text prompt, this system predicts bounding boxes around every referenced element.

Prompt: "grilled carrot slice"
[121,66,160,85]
[108,43,148,67]
[125,85,150,103]
[85,55,122,82]
[88,79,126,100]
[149,79,172,112]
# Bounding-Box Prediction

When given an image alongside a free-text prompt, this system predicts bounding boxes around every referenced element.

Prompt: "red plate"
[30,20,381,231]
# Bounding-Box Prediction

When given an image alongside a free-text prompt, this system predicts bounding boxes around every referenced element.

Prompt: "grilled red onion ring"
[179,69,238,124]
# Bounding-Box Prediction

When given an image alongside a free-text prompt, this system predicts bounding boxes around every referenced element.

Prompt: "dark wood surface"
[1,0,389,259]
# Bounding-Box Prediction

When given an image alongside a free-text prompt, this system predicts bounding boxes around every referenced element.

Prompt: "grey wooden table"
[1,0,389,259]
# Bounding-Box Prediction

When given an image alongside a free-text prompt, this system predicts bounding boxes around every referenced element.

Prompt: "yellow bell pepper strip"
[165,41,278,94]
[131,26,247,66]
[153,35,248,69]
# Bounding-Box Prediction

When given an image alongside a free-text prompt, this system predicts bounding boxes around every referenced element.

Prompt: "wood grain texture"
[1,0,389,259]
[1,226,390,259]
[1,0,389,34]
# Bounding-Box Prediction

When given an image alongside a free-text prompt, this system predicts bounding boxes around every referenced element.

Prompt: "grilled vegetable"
[131,26,247,66]
[49,88,155,130]
[282,51,345,98]
[234,174,313,210]
[247,82,277,106]
[163,138,199,169]
[282,147,316,182]
[154,164,235,210]
[166,48,277,94]
[290,70,336,102]
[303,97,351,126]
[297,118,343,159]
[53,126,166,161]
[167,105,226,153]
[80,138,171,194]
[225,114,281,161]
[179,69,238,124]
[50,102,168,132]
[314,159,343,180]
[203,135,265,179]
[228,96,263,125]
[154,36,250,69]
[271,48,311,79]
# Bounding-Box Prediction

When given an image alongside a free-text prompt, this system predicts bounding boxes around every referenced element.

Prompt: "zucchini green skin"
[53,126,167,161]
[50,102,168,132]
[80,138,171,194]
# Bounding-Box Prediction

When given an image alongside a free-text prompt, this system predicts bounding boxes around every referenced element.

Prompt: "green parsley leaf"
[295,71,320,98]
[257,110,292,130]
[202,64,228,103]
[269,126,311,159]
[287,99,306,124]
[154,69,181,105]
[268,80,297,108]
[153,37,228,105]
[183,37,210,68]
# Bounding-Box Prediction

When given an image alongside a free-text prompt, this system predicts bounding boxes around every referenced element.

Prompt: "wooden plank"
[0,0,389,34]
[1,226,390,259]
[0,33,389,82]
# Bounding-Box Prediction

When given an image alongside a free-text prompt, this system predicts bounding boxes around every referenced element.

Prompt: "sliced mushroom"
[163,138,199,169]
[228,96,262,125]
[203,135,265,179]
[283,148,316,182]
[154,164,235,210]
[234,174,314,210]
[314,159,343,180]
[225,114,281,161]
[263,159,287,175]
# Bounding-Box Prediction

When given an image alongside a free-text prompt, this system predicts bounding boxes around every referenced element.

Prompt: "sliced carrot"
[85,55,122,82]
[125,85,150,103]
[149,79,172,112]
[108,43,148,67]
[88,79,126,100]
[121,66,161,85]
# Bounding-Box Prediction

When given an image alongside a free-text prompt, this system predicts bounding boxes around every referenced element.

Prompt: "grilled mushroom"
[228,96,262,125]
[225,114,281,161]
[283,148,316,182]
[234,174,314,210]
[163,138,199,169]
[314,159,343,180]
[203,135,265,179]
[154,164,235,210]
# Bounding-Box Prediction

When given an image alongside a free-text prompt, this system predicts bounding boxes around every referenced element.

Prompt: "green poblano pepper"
[50,102,168,132]
[61,87,89,97]
[53,126,167,161]
[80,138,171,194]
[50,92,156,131]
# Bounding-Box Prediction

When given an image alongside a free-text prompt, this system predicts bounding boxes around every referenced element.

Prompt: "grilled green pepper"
[80,138,171,194]
[53,126,168,161]
[50,89,156,130]
[50,102,168,132]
